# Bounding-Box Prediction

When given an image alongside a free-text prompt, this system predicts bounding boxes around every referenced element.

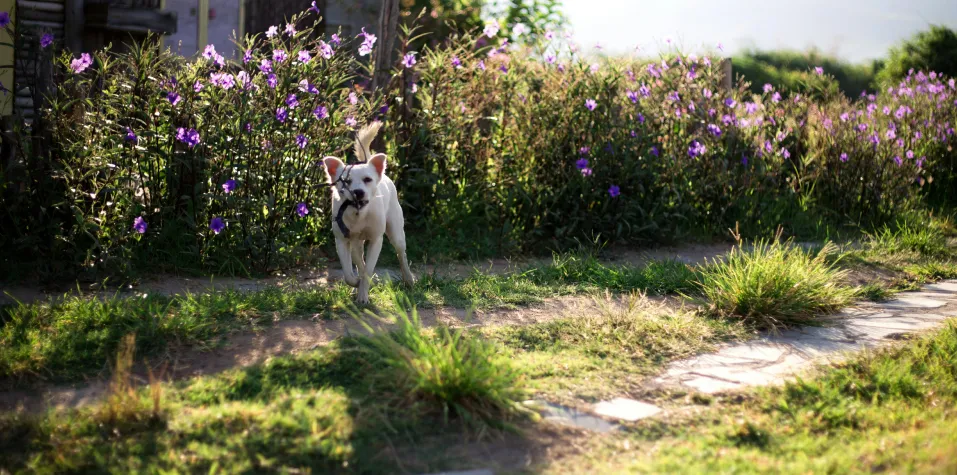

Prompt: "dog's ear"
[323,156,344,183]
[369,153,387,178]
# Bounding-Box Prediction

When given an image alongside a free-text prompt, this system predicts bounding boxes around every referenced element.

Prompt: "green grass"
[0,255,699,383]
[544,321,957,474]
[0,302,531,473]
[0,295,743,473]
[697,240,857,328]
[491,293,747,401]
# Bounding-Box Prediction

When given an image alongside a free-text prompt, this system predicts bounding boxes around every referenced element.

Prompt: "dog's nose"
[352,189,365,200]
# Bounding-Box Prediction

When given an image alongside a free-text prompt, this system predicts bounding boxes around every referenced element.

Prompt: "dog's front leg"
[357,236,384,304]
[336,237,360,287]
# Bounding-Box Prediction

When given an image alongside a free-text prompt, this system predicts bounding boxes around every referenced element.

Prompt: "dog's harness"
[324,135,374,239]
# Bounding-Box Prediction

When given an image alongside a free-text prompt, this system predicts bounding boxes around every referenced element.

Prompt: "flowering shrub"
[3,6,957,276]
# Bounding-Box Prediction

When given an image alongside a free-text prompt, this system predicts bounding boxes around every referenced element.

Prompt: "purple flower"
[40,33,54,49]
[132,216,148,234]
[243,49,252,64]
[638,113,645,124]
[477,60,486,71]
[259,59,273,74]
[839,112,850,122]
[707,124,722,137]
[608,185,620,198]
[741,154,749,166]
[345,116,357,127]
[650,146,659,157]
[579,146,590,155]
[313,105,329,120]
[781,148,790,159]
[167,91,181,105]
[296,202,309,217]
[585,99,597,111]
[358,27,376,56]
[202,44,218,60]
[840,152,848,162]
[0,11,9,28]
[245,122,252,132]
[273,49,288,63]
[193,80,204,92]
[210,217,225,234]
[668,91,681,102]
[125,127,137,143]
[721,114,734,126]
[814,66,824,75]
[886,129,896,140]
[276,107,288,123]
[688,140,707,158]
[267,74,278,89]
[176,127,201,147]
[906,150,914,159]
[299,79,318,94]
[236,71,251,90]
[638,85,651,97]
[210,72,235,90]
[745,102,758,114]
[309,1,319,13]
[451,56,462,68]
[266,26,278,38]
[222,179,237,193]
[70,53,93,73]
[298,50,312,64]
[703,88,713,99]
[348,92,359,105]
[286,93,299,109]
[284,23,296,37]
[318,41,334,59]
[764,140,773,153]
[296,134,309,149]
[483,23,500,37]
[331,34,342,46]
[402,52,417,68]
[763,83,773,93]
[857,123,868,132]
[724,98,736,108]
[576,158,589,170]
[894,155,903,166]
[917,156,926,168]
[580,167,593,177]
[771,92,781,103]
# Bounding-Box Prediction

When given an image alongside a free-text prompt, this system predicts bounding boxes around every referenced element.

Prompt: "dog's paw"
[344,274,360,288]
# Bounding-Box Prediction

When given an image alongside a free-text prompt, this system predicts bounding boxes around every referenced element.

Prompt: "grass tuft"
[351,300,531,431]
[697,239,856,328]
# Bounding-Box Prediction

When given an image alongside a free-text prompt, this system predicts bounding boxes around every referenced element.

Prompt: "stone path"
[530,280,957,432]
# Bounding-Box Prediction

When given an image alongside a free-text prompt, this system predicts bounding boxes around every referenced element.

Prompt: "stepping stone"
[897,291,957,300]
[898,312,951,321]
[526,400,617,433]
[680,375,745,394]
[844,316,941,332]
[870,296,947,309]
[593,398,661,422]
[925,282,957,293]
[714,342,787,362]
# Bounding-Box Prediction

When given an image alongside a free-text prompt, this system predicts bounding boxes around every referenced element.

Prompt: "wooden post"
[197,0,209,50]
[371,0,398,93]
[719,57,732,92]
[64,0,83,52]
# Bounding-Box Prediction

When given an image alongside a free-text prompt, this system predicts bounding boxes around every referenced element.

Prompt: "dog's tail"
[354,120,383,163]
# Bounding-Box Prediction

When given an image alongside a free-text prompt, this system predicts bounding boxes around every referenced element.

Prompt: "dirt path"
[0,243,742,306]
[0,293,685,413]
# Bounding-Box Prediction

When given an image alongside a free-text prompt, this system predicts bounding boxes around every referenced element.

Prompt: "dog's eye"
[363,177,372,183]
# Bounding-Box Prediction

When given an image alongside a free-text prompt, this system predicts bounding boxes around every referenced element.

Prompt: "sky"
[561,0,957,62]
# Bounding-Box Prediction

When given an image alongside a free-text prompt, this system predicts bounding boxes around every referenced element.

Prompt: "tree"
[876,25,957,84]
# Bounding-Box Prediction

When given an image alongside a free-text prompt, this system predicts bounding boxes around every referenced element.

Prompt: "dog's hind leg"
[386,215,415,285]
[336,237,359,287]
[358,237,383,304]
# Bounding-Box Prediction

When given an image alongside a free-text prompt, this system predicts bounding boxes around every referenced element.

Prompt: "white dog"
[322,121,415,303]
